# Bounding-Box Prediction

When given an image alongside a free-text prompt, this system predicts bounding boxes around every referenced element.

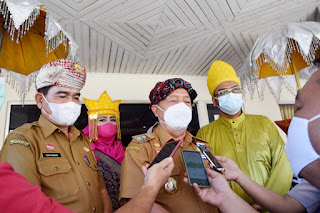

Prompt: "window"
[8,104,200,147]
[206,104,219,123]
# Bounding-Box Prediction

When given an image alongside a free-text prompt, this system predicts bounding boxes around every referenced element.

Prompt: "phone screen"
[148,140,181,168]
[183,150,210,187]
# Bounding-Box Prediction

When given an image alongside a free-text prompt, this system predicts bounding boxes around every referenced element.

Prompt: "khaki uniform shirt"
[120,125,218,213]
[0,116,105,213]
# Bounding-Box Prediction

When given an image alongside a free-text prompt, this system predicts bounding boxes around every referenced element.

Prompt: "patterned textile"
[149,78,197,106]
[95,150,122,211]
[36,59,86,90]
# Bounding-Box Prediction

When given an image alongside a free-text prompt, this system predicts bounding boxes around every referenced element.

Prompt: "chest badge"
[154,143,161,153]
[165,177,178,194]
[83,147,90,152]
[45,143,55,151]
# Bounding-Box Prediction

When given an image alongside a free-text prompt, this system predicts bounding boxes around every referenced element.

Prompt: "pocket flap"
[38,159,71,176]
[83,155,99,171]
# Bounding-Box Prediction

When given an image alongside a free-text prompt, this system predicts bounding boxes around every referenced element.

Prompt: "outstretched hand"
[183,168,232,208]
[142,157,174,190]
[214,156,242,182]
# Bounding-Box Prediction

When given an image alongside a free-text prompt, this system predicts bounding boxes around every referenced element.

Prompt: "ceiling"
[42,0,320,76]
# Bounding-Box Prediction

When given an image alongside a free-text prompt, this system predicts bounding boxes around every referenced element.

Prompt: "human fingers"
[142,165,148,176]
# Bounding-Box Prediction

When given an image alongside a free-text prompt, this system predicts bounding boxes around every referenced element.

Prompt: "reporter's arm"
[236,171,304,213]
[190,168,257,213]
[115,157,173,213]
[216,156,304,213]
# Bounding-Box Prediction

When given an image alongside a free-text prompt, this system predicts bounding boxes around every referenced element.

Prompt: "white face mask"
[42,94,81,126]
[215,93,243,115]
[157,102,192,131]
[285,114,320,178]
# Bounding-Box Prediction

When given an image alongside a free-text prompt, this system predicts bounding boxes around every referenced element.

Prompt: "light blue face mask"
[215,93,243,115]
[0,77,5,110]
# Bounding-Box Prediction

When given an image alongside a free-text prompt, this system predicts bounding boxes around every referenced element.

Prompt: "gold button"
[54,167,59,171]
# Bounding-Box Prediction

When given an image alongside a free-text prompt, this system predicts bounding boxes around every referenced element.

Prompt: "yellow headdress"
[207,61,241,96]
[83,91,121,141]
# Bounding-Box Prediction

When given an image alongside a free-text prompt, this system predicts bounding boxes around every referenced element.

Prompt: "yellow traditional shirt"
[196,113,293,204]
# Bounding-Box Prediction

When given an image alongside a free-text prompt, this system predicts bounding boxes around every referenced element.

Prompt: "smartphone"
[148,140,182,168]
[196,142,223,173]
[182,150,210,187]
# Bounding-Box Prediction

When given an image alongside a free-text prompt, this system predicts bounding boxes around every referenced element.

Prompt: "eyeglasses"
[215,87,242,97]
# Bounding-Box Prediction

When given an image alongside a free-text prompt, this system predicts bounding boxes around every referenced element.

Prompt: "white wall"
[0,73,298,148]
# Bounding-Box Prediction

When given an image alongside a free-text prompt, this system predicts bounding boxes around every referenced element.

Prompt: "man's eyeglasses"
[215,87,242,97]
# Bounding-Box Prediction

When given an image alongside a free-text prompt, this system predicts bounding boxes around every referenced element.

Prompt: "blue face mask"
[0,77,5,110]
[215,93,243,115]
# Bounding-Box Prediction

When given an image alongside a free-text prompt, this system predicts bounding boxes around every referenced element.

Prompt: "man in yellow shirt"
[196,60,292,205]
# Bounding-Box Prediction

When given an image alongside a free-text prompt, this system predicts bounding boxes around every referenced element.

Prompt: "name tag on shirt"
[41,153,61,158]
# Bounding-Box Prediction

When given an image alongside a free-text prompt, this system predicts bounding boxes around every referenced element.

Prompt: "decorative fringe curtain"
[279,104,294,120]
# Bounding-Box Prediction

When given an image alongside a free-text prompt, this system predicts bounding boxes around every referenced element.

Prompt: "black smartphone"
[182,150,210,187]
[148,140,182,168]
[196,142,223,173]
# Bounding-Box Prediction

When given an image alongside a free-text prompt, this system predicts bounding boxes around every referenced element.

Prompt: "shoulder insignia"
[192,137,209,144]
[126,145,142,153]
[9,138,29,147]
[132,133,154,143]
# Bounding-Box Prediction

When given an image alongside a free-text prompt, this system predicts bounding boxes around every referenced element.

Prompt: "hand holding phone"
[182,150,210,188]
[196,143,223,173]
[148,140,182,168]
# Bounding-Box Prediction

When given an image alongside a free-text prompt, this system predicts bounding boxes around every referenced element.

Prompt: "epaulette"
[192,137,209,144]
[132,133,155,143]
[9,138,30,147]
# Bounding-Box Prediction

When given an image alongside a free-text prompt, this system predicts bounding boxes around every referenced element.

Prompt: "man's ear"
[151,105,159,117]
[212,96,218,107]
[35,93,43,110]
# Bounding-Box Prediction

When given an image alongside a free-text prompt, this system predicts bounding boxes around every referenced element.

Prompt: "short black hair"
[37,86,52,96]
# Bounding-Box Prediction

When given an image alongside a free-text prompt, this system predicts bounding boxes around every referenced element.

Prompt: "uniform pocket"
[38,158,79,200]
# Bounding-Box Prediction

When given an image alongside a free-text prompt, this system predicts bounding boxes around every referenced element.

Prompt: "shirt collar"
[38,115,80,139]
[154,125,193,148]
[217,112,246,128]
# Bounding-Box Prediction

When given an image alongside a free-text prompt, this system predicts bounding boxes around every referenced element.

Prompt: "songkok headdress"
[36,59,86,90]
[83,91,121,141]
[149,78,197,107]
[207,61,241,96]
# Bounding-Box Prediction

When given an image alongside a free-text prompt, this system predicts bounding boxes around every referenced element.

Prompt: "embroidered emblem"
[154,143,160,148]
[165,177,178,194]
[126,145,142,152]
[132,133,154,143]
[45,143,55,151]
[74,64,83,72]
[83,147,90,152]
[9,139,29,147]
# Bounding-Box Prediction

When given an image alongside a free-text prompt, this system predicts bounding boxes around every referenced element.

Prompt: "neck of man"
[219,110,242,119]
[158,121,187,141]
[41,112,71,138]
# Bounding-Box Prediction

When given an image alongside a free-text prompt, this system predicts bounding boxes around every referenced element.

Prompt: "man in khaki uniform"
[0,59,110,213]
[120,78,218,213]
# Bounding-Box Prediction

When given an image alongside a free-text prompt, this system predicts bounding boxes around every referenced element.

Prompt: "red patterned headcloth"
[149,78,197,107]
[36,59,86,90]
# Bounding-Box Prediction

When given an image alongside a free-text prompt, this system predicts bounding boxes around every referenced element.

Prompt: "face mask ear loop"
[309,113,320,122]
[156,105,167,125]
[41,94,51,116]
